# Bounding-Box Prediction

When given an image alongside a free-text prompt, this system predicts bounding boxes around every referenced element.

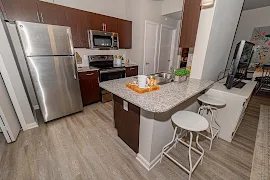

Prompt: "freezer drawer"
[16,21,74,56]
[27,56,83,122]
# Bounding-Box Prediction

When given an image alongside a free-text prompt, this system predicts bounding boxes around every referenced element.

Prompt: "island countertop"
[100,77,214,113]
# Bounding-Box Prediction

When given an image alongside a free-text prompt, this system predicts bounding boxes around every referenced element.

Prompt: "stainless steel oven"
[88,30,119,50]
[89,55,125,103]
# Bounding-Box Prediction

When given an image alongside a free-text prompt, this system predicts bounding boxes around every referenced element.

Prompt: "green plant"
[174,69,190,77]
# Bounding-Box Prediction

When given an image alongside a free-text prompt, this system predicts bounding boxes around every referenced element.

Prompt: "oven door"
[100,69,126,82]
[100,69,125,103]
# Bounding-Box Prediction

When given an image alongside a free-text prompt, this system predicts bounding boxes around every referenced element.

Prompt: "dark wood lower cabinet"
[79,71,101,106]
[125,66,138,77]
[113,95,140,153]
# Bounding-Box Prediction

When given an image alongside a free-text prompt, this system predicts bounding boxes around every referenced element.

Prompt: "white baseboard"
[136,153,161,171]
[25,122,39,130]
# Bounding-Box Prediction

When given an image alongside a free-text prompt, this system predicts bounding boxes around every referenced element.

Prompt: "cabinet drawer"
[126,66,138,77]
[78,71,99,80]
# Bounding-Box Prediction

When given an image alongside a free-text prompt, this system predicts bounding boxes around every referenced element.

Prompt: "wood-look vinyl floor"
[0,95,269,180]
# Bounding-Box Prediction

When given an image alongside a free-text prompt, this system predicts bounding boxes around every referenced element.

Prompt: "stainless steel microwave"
[88,30,119,50]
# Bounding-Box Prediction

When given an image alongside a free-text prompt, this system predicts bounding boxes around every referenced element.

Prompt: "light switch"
[123,100,128,111]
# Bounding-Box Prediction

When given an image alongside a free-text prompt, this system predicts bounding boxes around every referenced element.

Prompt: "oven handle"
[100,68,126,74]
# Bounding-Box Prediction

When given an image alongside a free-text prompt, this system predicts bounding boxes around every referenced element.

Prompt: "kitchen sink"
[134,72,173,85]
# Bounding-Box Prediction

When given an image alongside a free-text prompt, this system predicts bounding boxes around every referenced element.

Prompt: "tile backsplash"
[75,48,129,67]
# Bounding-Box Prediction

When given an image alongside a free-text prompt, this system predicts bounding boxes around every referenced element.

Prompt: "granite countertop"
[77,66,99,73]
[100,77,214,113]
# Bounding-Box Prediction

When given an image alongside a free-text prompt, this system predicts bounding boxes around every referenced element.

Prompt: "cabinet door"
[180,0,201,48]
[64,8,91,48]
[37,1,67,26]
[113,95,140,153]
[1,0,39,22]
[89,12,106,31]
[117,19,132,49]
[105,16,118,32]
[79,71,101,106]
[126,66,138,77]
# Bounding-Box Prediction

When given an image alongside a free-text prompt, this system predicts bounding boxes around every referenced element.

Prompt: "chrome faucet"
[170,66,175,80]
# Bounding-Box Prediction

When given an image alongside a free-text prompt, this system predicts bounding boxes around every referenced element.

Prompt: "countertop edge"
[100,81,214,113]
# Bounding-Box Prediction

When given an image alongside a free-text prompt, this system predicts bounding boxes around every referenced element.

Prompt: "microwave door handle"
[111,36,114,48]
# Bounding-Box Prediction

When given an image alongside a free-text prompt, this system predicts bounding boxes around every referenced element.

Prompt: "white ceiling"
[243,0,270,11]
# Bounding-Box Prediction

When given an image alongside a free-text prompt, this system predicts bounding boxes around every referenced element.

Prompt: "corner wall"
[191,0,244,81]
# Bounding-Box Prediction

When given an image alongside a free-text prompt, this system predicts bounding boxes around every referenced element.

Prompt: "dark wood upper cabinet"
[89,12,106,31]
[0,1,132,49]
[117,19,132,49]
[180,0,201,48]
[1,0,39,22]
[105,16,118,32]
[64,7,91,48]
[89,13,117,32]
[37,1,67,26]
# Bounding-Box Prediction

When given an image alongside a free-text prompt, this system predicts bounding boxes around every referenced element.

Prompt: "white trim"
[136,153,161,171]
[157,24,177,72]
[143,20,160,75]
[0,54,28,131]
[25,122,39,130]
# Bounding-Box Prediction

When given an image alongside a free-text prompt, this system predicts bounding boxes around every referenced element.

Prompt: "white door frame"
[157,24,177,72]
[143,20,160,75]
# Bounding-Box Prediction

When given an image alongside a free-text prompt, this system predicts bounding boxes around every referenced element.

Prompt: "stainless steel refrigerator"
[9,21,83,122]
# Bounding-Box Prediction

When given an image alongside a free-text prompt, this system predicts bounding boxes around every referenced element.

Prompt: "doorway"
[157,24,176,72]
[143,20,177,75]
[143,20,159,75]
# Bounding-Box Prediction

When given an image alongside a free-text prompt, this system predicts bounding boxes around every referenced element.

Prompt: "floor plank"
[0,95,269,180]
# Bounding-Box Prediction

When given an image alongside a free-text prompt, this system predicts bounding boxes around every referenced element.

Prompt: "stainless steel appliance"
[14,21,83,122]
[88,30,119,50]
[89,55,125,102]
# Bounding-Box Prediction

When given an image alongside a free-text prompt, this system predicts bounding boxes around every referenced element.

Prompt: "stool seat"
[172,111,209,132]
[198,94,226,107]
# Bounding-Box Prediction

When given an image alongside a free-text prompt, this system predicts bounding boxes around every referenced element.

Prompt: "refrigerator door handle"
[73,58,77,80]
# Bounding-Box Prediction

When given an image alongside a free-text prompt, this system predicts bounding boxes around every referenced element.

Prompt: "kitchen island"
[100,77,214,170]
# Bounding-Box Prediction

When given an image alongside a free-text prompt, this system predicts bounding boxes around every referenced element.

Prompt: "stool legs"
[160,126,178,163]
[188,132,193,180]
[198,105,220,150]
[160,130,205,180]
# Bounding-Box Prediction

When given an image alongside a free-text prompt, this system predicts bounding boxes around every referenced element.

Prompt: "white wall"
[162,0,183,16]
[191,0,244,81]
[125,0,179,74]
[40,0,126,19]
[228,6,270,69]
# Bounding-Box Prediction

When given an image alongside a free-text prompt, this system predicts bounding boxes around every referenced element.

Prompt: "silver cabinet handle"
[40,13,44,23]
[105,24,107,31]
[37,12,40,22]
[102,23,105,31]
[86,73,94,76]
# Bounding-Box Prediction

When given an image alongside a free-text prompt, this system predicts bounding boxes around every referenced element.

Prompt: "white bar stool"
[160,110,209,180]
[197,94,226,150]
